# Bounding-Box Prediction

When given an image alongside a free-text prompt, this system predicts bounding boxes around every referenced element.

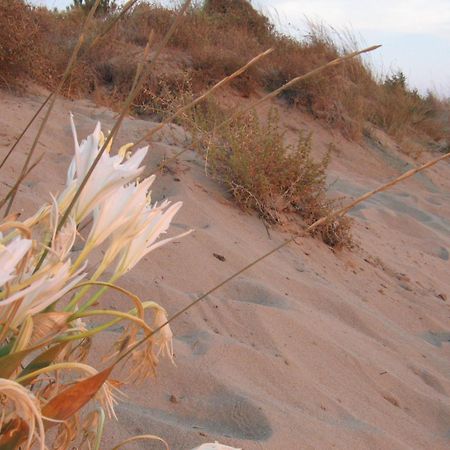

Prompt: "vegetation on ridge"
[0,0,448,249]
[1,0,448,144]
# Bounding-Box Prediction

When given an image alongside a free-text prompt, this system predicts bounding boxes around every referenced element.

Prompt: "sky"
[30,0,450,97]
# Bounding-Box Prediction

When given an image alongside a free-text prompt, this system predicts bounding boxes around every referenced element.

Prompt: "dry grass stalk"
[156,45,381,170]
[4,0,102,217]
[121,149,450,361]
[34,1,192,273]
[219,45,381,129]
[132,47,274,148]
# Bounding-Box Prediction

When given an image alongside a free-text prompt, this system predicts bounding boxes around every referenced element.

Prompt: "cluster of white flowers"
[0,118,190,449]
[0,116,187,333]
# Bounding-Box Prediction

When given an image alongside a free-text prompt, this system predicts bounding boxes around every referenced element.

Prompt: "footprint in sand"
[117,384,272,442]
[229,279,291,310]
[422,331,450,347]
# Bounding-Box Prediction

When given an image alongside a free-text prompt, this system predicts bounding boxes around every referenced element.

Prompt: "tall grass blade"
[132,47,274,148]
[4,0,102,216]
[34,0,192,272]
[115,150,450,364]
[152,45,381,170]
[219,45,381,129]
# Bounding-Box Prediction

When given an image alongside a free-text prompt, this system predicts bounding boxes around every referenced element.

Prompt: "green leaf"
[0,340,15,358]
[18,343,68,384]
[0,348,33,378]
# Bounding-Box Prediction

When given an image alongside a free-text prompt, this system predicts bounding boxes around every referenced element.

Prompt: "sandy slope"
[1,90,450,450]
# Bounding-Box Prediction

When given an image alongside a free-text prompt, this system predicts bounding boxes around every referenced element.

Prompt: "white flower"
[87,175,155,249]
[0,261,85,327]
[0,237,32,287]
[114,201,189,275]
[60,115,148,223]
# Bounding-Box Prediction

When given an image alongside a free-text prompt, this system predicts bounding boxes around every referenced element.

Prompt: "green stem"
[69,309,152,333]
[77,275,119,314]
[79,286,108,312]
[60,301,158,342]
[65,270,111,312]
[57,318,122,342]
[65,284,93,312]
[15,361,95,384]
[93,407,106,450]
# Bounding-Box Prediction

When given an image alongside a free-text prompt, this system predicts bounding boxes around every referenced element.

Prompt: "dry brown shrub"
[184,102,352,248]
[1,0,447,147]
[0,0,91,94]
[0,0,44,87]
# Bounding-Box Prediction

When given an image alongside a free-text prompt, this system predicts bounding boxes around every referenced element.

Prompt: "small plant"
[0,119,189,448]
[186,104,352,248]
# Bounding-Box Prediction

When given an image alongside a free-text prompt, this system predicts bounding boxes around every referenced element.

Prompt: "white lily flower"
[91,199,171,279]
[0,260,86,327]
[191,443,241,450]
[0,237,32,287]
[60,115,148,223]
[115,201,189,275]
[87,175,155,248]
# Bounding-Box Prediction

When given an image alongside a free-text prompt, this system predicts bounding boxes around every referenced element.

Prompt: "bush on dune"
[0,0,448,145]
[184,103,353,248]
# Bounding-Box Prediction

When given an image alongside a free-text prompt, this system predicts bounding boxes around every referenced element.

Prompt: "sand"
[1,89,449,449]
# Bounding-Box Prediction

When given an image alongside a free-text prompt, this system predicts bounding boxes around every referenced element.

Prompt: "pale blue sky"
[30,0,450,97]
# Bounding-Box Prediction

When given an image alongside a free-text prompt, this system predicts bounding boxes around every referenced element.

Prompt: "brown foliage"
[1,0,447,144]
[42,367,113,423]
[185,103,353,248]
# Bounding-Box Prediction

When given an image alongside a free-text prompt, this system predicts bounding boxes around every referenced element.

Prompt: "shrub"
[1,0,447,147]
[370,71,446,139]
[203,0,274,44]
[186,104,352,248]
[0,0,43,87]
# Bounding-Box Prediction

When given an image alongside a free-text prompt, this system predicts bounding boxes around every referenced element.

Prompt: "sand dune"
[1,90,449,449]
